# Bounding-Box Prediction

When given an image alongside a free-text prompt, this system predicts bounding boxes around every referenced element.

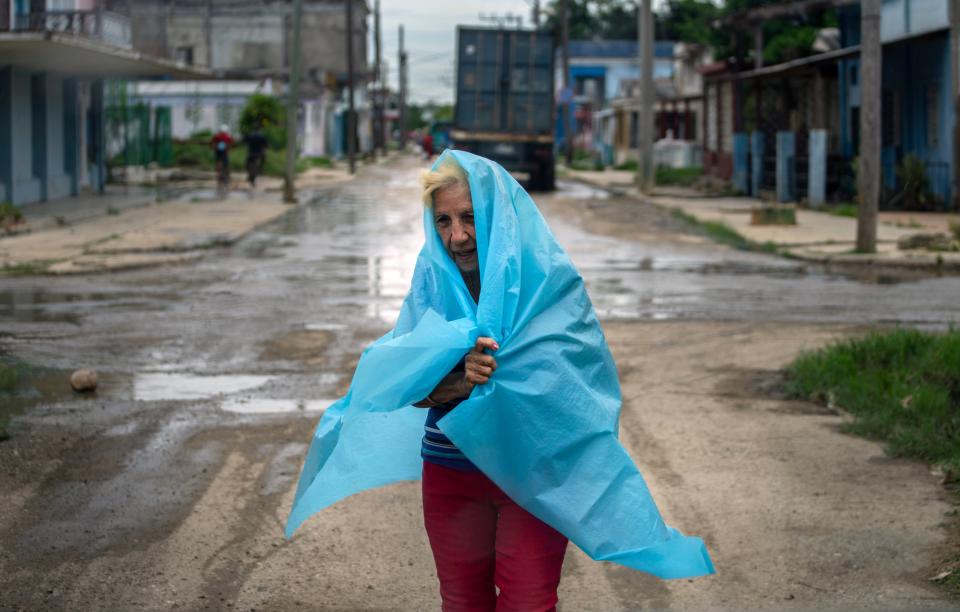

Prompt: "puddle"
[220,398,336,414]
[305,323,349,331]
[554,180,611,200]
[0,287,178,324]
[133,373,273,402]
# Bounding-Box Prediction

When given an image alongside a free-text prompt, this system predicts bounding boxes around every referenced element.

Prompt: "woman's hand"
[464,337,499,387]
[413,337,499,408]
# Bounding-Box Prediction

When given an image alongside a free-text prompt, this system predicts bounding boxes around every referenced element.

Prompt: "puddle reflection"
[220,398,336,414]
[134,373,273,402]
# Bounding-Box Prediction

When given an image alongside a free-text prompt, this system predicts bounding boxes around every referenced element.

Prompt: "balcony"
[9,10,132,49]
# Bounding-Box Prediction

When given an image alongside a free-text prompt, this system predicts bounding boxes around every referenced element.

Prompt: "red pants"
[422,461,568,612]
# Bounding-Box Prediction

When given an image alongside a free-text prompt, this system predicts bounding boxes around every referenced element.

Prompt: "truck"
[451,26,556,191]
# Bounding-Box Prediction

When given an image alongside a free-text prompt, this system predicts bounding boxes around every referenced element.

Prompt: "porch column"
[808,128,827,206]
[733,132,749,193]
[0,67,10,203]
[750,130,764,196]
[91,79,105,194]
[776,130,796,202]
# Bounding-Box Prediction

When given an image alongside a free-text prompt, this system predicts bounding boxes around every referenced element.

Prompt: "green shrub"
[892,154,938,211]
[615,160,638,171]
[0,201,23,225]
[655,165,703,186]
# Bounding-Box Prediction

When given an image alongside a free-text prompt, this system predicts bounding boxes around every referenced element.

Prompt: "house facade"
[0,0,203,206]
[125,0,371,159]
[838,0,952,204]
[557,39,709,167]
[702,0,954,208]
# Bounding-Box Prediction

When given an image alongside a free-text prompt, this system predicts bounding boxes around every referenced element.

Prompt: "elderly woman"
[286,151,713,610]
[414,160,569,610]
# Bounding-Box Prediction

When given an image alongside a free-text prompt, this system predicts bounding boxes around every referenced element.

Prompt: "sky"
[375,0,538,104]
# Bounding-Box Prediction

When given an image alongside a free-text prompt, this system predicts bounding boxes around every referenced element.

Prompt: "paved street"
[1,155,959,610]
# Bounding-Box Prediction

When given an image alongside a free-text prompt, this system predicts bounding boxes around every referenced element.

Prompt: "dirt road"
[0,157,956,610]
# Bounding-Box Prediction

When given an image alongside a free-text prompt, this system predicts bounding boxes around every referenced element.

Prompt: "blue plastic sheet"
[285,150,715,579]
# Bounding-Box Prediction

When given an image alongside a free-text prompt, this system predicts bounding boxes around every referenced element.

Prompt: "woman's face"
[433,184,478,272]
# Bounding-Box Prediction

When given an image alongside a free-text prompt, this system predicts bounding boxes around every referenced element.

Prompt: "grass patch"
[785,328,960,475]
[615,160,638,171]
[670,209,785,255]
[656,165,703,187]
[827,202,858,218]
[1,261,53,276]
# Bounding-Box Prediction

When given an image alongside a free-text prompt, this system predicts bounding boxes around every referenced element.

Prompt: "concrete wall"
[0,67,10,202]
[162,2,368,76]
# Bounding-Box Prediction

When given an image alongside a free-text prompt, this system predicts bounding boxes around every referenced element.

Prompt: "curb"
[564,174,960,274]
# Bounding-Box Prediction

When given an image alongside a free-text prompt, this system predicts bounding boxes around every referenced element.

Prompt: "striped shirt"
[421,360,480,472]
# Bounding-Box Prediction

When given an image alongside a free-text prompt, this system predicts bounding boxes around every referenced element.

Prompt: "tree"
[539,0,836,68]
[655,0,722,48]
[239,94,286,150]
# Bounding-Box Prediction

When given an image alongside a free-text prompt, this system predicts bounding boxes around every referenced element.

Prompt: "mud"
[0,155,957,610]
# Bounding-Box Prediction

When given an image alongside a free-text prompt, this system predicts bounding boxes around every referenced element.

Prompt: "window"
[176,46,194,65]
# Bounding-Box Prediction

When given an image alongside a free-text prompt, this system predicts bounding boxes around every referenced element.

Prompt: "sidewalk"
[565,168,960,270]
[0,165,354,275]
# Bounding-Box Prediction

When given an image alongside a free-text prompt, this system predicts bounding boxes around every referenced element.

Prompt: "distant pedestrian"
[244,126,268,187]
[211,125,234,198]
[422,132,434,160]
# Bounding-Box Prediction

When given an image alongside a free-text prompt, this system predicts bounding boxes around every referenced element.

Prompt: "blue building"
[556,40,676,155]
[0,1,203,207]
[838,0,952,205]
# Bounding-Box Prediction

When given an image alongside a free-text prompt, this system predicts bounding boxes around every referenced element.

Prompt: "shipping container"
[452,26,556,190]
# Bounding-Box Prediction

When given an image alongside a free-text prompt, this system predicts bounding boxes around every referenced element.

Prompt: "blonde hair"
[420,157,470,206]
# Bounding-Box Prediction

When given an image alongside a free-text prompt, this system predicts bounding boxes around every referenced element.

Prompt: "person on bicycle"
[243,125,268,187]
[211,124,234,169]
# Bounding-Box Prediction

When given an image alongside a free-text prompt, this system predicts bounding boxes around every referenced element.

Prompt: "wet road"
[1,155,959,609]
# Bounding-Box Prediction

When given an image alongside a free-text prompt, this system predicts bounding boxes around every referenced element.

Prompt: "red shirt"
[211,132,234,153]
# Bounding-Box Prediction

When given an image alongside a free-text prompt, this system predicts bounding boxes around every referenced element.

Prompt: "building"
[701,0,954,208]
[557,39,710,167]
[0,0,204,206]
[838,0,952,204]
[126,0,371,159]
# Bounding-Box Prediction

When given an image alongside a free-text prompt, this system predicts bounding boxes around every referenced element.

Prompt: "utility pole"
[636,0,655,192]
[374,0,384,155]
[346,0,357,174]
[857,0,881,251]
[399,25,408,150]
[533,0,540,28]
[560,0,573,165]
[951,0,960,210]
[283,0,304,203]
[204,0,213,68]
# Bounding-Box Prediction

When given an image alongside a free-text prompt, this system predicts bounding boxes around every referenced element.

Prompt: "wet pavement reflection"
[2,158,960,419]
[3,156,960,582]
